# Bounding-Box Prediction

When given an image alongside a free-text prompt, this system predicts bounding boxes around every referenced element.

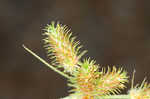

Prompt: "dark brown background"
[0,0,150,99]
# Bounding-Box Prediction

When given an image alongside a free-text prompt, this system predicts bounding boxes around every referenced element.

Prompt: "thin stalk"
[62,95,130,99]
[22,44,70,79]
[102,95,130,99]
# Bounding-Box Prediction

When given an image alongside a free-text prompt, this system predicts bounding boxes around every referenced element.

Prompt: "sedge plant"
[23,22,150,99]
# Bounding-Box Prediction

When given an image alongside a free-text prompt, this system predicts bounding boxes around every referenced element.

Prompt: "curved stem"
[22,44,71,79]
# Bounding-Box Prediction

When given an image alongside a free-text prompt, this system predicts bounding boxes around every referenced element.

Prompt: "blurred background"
[0,0,150,98]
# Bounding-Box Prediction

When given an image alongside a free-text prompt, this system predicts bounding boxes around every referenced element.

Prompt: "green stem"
[22,44,70,79]
[102,95,130,99]
[62,95,130,99]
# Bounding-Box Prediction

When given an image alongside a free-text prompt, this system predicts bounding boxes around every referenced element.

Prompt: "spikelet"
[129,79,150,99]
[43,22,86,73]
[69,58,100,98]
[97,66,128,96]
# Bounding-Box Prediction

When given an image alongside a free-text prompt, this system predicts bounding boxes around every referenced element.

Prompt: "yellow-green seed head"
[97,66,128,96]
[43,22,86,73]
[69,58,100,98]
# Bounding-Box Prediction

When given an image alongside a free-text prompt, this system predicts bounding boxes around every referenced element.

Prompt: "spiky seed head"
[129,79,150,99]
[96,66,128,96]
[69,58,100,98]
[43,22,86,73]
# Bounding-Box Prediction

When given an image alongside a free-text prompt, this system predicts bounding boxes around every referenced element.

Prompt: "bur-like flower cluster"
[69,59,100,98]
[97,66,128,95]
[43,22,86,73]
